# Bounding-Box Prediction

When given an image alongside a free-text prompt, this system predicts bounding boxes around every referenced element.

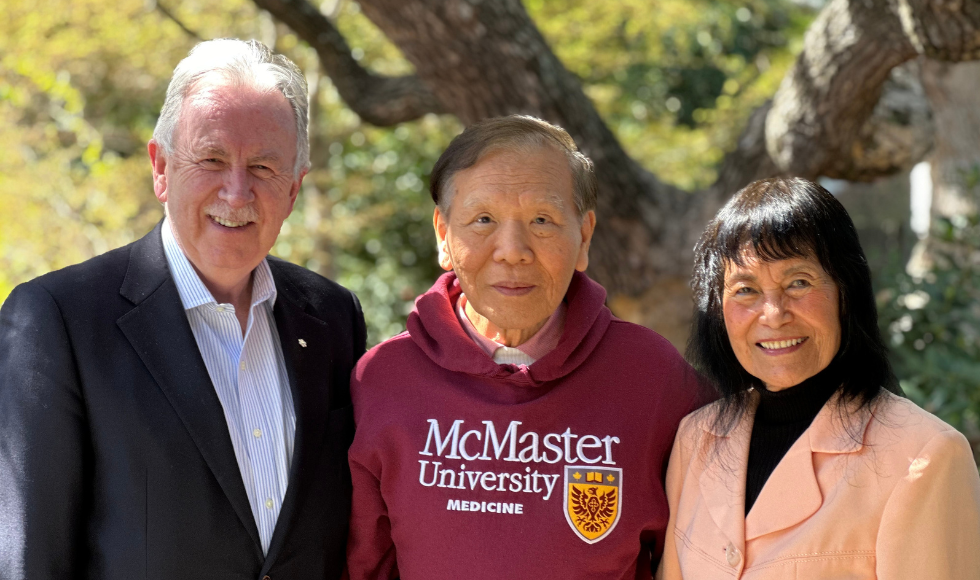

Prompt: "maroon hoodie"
[347,271,710,580]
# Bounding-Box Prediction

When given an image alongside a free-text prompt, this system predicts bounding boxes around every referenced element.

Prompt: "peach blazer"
[657,391,980,579]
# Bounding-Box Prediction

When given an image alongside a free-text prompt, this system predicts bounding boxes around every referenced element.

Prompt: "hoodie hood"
[406,270,612,385]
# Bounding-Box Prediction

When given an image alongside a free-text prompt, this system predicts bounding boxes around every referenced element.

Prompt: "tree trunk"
[907,59,980,275]
[252,0,980,344]
[352,0,696,298]
[921,60,980,219]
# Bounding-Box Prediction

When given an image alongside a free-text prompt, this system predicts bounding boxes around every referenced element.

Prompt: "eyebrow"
[198,147,283,165]
[201,146,227,158]
[725,262,819,283]
[725,271,756,285]
[541,193,566,210]
[248,154,284,165]
[778,262,820,277]
[459,192,566,211]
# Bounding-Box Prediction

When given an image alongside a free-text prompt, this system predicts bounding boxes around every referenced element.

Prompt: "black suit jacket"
[0,223,366,580]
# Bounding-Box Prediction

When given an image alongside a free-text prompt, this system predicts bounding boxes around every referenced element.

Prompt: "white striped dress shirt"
[161,218,296,555]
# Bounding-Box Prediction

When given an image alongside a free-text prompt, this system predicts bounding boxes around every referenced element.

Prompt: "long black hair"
[687,177,899,434]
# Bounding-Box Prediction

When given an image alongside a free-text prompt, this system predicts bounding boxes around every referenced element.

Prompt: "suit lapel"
[699,405,753,551]
[262,269,334,566]
[116,224,263,557]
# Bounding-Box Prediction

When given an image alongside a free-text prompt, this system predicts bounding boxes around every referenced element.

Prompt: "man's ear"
[432,207,453,271]
[286,169,306,216]
[148,140,168,203]
[575,210,597,272]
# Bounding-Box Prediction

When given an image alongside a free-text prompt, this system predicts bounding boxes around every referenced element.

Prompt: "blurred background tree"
[3,0,980,456]
[878,209,980,455]
[0,0,814,342]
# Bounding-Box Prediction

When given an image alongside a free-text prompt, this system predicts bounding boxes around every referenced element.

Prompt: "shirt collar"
[161,217,277,311]
[456,294,566,363]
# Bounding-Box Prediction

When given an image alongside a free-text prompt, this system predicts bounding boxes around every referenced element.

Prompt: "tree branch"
[761,0,980,180]
[892,0,980,61]
[250,0,980,310]
[764,0,918,178]
[152,0,203,40]
[352,0,688,294]
[251,0,443,125]
[834,60,934,181]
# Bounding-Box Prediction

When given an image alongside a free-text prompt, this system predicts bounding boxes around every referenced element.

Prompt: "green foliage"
[7,0,980,455]
[0,0,457,346]
[1,0,813,345]
[527,0,813,190]
[275,118,457,344]
[877,212,980,450]
[266,1,458,345]
[0,0,264,298]
[286,0,816,343]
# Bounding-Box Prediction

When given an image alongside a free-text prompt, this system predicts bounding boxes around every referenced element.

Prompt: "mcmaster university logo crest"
[563,466,622,543]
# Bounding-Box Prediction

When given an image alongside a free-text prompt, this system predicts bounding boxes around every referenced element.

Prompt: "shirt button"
[265,498,274,509]
[216,305,226,312]
[239,361,246,370]
[726,544,741,567]
[253,428,262,438]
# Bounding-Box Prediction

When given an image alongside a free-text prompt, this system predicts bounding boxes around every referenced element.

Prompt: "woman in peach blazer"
[658,177,980,579]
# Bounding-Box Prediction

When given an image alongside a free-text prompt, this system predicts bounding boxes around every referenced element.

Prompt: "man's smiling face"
[150,76,302,289]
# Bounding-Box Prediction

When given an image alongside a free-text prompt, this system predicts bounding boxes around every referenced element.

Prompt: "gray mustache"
[205,202,259,223]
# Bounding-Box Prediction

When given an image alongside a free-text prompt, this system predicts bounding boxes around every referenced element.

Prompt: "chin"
[204,253,262,272]
[494,311,550,331]
[761,374,805,390]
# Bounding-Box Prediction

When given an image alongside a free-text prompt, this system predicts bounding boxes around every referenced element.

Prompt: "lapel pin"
[298,339,307,348]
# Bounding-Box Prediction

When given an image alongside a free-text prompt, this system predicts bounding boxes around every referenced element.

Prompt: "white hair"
[152,38,310,176]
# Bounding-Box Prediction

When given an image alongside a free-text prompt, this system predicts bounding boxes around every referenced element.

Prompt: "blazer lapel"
[262,273,334,566]
[116,224,263,557]
[699,404,753,551]
[807,394,869,456]
[744,393,867,541]
[744,430,822,541]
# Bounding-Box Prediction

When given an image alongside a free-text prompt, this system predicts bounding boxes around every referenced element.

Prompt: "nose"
[219,165,255,208]
[492,220,533,265]
[759,292,791,328]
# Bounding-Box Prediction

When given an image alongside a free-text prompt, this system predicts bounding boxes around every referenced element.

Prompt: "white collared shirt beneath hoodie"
[161,218,296,555]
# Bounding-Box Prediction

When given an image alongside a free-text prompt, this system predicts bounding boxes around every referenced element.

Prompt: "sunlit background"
[3,0,978,456]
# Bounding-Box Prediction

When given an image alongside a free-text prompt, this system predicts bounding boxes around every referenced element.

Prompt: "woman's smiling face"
[722,250,841,391]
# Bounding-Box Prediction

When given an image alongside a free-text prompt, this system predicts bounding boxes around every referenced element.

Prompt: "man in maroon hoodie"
[347,116,710,579]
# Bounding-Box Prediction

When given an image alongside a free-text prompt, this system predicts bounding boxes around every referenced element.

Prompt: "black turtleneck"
[744,363,841,515]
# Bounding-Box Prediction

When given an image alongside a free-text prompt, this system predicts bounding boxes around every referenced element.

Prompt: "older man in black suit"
[0,39,364,580]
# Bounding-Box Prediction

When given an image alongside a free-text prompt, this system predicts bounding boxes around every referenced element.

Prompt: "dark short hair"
[687,177,899,432]
[429,115,598,216]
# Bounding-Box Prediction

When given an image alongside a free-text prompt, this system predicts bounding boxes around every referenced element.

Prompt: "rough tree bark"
[252,0,980,344]
[253,0,443,124]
